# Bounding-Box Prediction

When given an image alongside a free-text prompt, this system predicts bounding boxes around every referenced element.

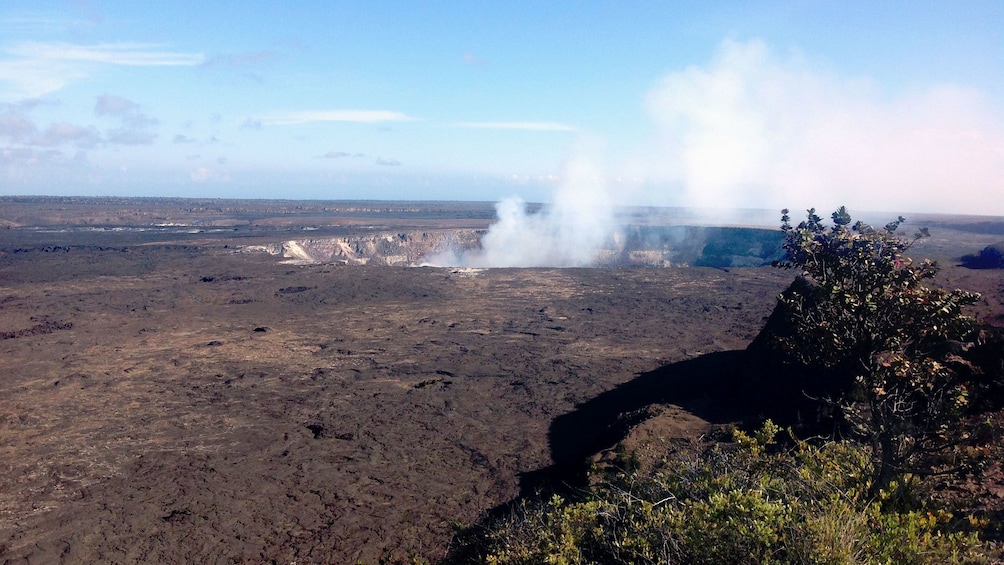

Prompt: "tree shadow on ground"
[519,337,832,497]
[521,349,762,496]
[442,349,834,563]
[443,352,749,563]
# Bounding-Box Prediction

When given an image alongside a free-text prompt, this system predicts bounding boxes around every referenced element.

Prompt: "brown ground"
[1,198,1002,563]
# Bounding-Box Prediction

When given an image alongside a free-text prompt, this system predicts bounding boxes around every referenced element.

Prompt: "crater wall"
[244,226,784,268]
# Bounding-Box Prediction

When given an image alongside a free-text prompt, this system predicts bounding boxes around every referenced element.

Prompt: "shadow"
[522,327,845,497]
[442,347,839,563]
[556,353,740,461]
[518,350,759,495]
[960,244,1004,269]
[441,352,747,563]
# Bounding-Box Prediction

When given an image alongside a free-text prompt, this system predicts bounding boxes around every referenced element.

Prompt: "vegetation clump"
[775,207,982,493]
[446,422,989,564]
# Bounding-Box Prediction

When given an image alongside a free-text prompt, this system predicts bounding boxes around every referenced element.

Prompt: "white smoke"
[628,38,1004,216]
[428,155,615,267]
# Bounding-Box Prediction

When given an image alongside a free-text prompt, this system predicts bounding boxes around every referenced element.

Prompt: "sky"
[1,1,1003,216]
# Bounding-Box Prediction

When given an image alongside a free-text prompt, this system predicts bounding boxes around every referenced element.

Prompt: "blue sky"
[1,1,1003,215]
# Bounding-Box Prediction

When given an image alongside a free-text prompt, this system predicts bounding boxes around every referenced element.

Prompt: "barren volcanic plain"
[2,197,1003,563]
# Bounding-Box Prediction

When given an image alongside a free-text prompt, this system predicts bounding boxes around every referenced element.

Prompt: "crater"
[243,225,785,269]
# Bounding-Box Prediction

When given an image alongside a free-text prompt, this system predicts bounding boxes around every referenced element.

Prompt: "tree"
[775,207,981,493]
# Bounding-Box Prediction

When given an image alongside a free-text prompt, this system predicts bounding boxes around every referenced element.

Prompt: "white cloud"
[0,58,87,100]
[1,107,98,148]
[36,122,100,147]
[454,121,578,132]
[0,108,38,140]
[90,94,159,146]
[262,110,418,126]
[7,41,204,66]
[322,151,366,159]
[190,165,229,183]
[0,14,99,35]
[189,166,211,182]
[0,42,203,101]
[636,38,1004,216]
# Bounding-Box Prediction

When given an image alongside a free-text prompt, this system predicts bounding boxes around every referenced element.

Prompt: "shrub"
[774,207,981,493]
[446,423,990,564]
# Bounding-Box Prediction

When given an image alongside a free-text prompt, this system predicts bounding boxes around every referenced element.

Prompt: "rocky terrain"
[1,197,1002,563]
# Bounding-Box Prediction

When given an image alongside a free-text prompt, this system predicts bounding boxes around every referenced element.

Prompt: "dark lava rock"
[276,286,312,295]
[305,423,325,439]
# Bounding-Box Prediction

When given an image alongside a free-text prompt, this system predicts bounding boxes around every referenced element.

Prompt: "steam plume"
[428,155,615,267]
[631,38,1004,215]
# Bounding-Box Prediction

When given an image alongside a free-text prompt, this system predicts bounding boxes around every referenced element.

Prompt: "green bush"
[448,423,990,564]
[775,207,981,493]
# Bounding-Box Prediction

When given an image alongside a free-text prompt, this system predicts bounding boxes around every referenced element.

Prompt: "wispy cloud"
[94,94,137,116]
[1,106,98,148]
[107,128,156,145]
[90,94,159,145]
[1,41,203,100]
[0,146,85,169]
[202,50,276,68]
[35,122,100,147]
[0,59,87,100]
[2,97,149,148]
[7,41,204,66]
[262,110,418,126]
[0,13,100,35]
[120,113,158,129]
[190,165,229,183]
[454,121,578,132]
[0,107,38,141]
[322,151,365,159]
[199,50,276,84]
[375,156,401,166]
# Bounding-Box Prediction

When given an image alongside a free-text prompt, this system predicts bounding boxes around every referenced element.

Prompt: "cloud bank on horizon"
[0,3,1002,217]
